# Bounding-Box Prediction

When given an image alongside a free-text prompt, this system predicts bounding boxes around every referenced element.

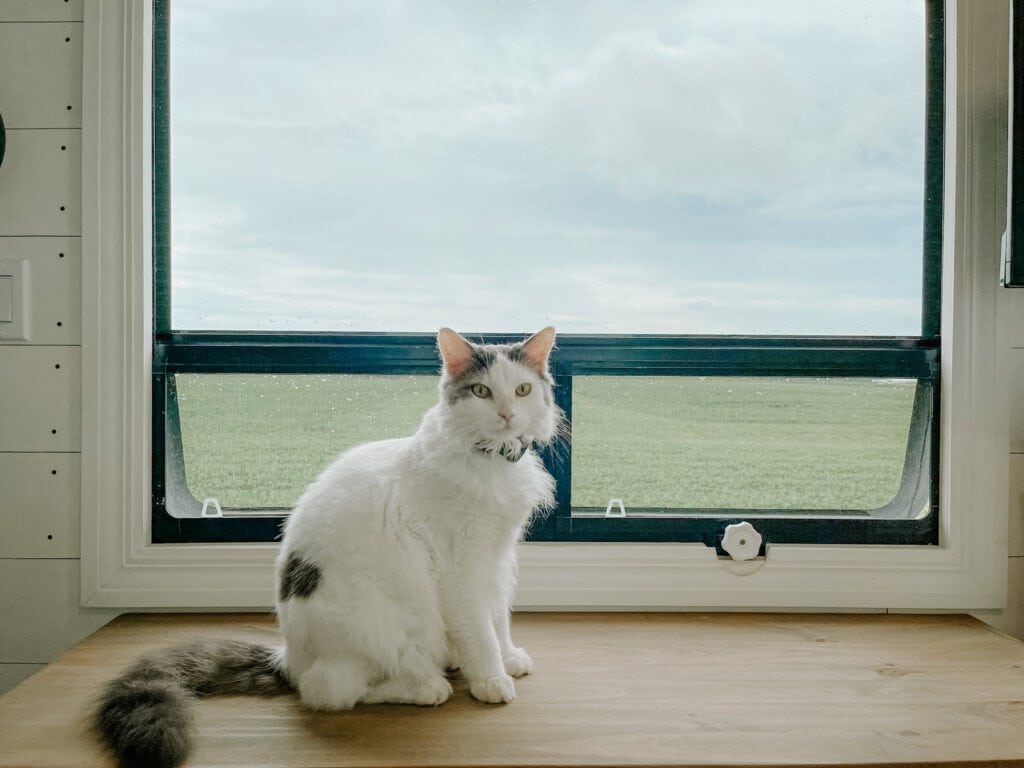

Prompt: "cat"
[93,326,561,768]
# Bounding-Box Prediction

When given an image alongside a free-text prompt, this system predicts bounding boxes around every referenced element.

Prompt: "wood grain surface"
[2,612,1024,767]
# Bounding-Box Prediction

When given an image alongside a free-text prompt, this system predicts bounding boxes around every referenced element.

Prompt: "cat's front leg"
[492,547,532,678]
[453,621,516,704]
[493,605,532,678]
[443,595,516,703]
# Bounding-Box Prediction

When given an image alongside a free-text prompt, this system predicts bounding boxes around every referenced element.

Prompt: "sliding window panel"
[571,376,918,514]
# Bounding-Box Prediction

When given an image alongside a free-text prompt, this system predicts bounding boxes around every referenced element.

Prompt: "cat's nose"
[499,411,513,425]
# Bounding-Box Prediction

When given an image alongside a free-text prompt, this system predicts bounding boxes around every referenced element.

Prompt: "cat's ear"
[521,326,556,374]
[438,327,475,379]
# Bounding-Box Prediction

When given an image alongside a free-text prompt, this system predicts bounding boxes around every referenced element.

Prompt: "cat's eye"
[516,383,532,397]
[470,383,491,399]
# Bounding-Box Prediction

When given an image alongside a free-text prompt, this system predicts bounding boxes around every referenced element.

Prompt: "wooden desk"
[3,613,1024,767]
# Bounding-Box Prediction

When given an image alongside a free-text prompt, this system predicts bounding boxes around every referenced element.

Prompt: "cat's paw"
[469,673,516,704]
[503,647,533,677]
[411,676,453,707]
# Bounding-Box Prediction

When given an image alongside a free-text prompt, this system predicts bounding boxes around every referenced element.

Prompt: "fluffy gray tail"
[93,639,293,768]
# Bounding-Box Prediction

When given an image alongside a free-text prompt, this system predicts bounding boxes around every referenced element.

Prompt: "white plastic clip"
[200,497,223,518]
[604,498,626,518]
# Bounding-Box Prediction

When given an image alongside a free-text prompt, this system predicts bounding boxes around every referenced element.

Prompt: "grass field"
[175,374,916,513]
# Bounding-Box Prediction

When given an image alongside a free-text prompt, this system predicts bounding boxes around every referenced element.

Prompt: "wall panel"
[0,3,110,696]
[1008,289,1024,349]
[0,22,82,128]
[0,1,82,22]
[0,346,80,451]
[1012,349,1024,455]
[0,453,79,558]
[975,557,1024,638]
[0,130,81,236]
[1010,454,1024,558]
[0,663,44,695]
[0,559,114,663]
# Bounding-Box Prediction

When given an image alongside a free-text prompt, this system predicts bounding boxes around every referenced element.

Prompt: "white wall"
[0,0,1021,696]
[973,289,1024,634]
[0,0,117,695]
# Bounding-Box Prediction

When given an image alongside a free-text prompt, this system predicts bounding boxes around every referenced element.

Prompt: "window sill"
[4,612,1024,767]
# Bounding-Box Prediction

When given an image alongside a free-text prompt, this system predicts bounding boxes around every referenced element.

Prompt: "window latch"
[720,521,764,561]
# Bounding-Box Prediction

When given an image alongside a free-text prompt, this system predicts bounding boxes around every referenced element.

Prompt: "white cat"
[94,327,561,768]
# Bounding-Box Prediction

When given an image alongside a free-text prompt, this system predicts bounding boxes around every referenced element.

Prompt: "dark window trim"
[150,0,944,548]
[1007,0,1024,287]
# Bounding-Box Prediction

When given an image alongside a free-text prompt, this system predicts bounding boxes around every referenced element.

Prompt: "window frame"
[80,0,1013,611]
[1007,0,1024,287]
[150,0,943,549]
[153,337,939,547]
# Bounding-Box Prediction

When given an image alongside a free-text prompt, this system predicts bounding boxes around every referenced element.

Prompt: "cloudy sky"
[168,0,927,336]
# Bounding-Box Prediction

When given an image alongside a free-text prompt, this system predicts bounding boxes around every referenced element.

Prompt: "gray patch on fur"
[278,552,322,602]
[505,341,554,385]
[498,437,529,462]
[93,639,292,768]
[443,347,499,404]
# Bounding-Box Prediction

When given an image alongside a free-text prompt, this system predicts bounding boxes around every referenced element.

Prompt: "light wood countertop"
[3,612,1024,767]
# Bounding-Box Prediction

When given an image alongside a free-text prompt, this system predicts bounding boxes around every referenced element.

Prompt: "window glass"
[176,373,919,516]
[169,1,926,335]
[175,374,437,509]
[571,377,918,513]
[156,1,939,546]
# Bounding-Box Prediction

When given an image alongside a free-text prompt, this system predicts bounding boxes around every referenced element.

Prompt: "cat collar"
[475,436,530,463]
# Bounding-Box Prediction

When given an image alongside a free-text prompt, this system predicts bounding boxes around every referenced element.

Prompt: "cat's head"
[437,327,561,462]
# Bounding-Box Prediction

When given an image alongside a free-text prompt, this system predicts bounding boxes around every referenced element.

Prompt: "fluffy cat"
[93,327,561,768]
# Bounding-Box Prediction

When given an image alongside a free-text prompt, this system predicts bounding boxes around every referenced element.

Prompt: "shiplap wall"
[0,0,117,695]
[975,290,1024,635]
[0,0,1021,698]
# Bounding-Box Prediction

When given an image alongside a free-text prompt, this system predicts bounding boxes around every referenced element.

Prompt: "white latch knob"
[721,522,763,561]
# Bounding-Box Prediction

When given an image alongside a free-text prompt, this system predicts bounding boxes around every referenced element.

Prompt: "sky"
[169,0,928,336]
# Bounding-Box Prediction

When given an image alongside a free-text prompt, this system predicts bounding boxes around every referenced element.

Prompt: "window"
[152,0,943,548]
[81,0,1011,611]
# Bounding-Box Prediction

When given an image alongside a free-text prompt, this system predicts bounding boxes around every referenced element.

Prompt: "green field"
[175,374,916,513]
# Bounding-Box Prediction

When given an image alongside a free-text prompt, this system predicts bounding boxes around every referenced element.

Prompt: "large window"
[153,0,942,548]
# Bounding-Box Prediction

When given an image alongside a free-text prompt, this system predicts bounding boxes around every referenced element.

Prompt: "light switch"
[0,259,29,341]
[0,276,12,323]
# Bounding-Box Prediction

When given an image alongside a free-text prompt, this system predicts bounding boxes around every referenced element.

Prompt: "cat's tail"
[92,638,293,768]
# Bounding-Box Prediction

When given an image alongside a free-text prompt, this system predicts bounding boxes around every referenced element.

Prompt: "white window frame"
[81,0,1013,611]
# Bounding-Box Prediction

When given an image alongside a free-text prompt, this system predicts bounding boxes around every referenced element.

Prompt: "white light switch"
[0,259,29,341]
[0,276,12,323]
